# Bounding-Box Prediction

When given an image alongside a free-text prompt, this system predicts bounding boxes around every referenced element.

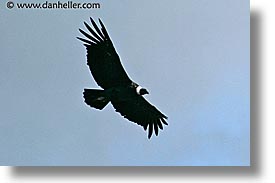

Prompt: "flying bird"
[77,18,168,139]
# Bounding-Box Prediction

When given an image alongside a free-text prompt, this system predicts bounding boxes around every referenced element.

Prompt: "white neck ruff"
[136,86,142,95]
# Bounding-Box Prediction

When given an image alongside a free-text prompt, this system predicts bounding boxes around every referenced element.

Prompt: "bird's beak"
[145,90,149,94]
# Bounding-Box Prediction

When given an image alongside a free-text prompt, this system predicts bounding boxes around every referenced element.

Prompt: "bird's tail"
[83,89,110,110]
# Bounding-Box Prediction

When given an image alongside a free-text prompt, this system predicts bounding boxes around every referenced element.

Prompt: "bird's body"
[77,18,168,138]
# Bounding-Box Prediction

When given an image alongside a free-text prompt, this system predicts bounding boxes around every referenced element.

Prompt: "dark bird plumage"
[77,18,168,139]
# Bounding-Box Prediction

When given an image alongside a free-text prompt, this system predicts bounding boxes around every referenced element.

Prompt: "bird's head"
[136,86,149,95]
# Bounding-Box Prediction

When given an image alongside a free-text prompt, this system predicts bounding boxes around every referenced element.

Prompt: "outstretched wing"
[77,18,132,89]
[111,96,168,139]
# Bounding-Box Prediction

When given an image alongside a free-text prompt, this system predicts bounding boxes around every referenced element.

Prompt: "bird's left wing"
[111,96,168,139]
[77,18,132,89]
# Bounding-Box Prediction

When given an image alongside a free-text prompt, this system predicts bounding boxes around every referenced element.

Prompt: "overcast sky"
[0,0,249,165]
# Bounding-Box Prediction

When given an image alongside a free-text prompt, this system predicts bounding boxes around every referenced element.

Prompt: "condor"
[77,18,168,139]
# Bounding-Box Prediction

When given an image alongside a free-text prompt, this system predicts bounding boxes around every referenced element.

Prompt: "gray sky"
[0,0,249,165]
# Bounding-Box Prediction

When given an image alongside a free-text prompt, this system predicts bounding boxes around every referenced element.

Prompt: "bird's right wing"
[111,96,168,139]
[77,18,132,89]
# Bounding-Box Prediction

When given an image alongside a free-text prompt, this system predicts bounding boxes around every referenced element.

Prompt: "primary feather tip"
[147,117,168,139]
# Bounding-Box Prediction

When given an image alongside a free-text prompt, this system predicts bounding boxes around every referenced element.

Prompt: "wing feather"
[148,123,153,139]
[99,18,111,40]
[78,28,100,44]
[154,121,159,136]
[76,37,95,45]
[157,119,163,130]
[84,22,104,42]
[90,18,105,40]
